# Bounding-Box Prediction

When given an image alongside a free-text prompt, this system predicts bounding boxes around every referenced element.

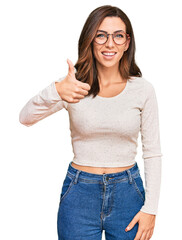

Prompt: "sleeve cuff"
[50,81,63,101]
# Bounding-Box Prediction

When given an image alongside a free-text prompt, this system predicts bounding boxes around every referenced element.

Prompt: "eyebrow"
[97,30,124,33]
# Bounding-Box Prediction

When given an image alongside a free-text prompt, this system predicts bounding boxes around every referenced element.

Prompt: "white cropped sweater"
[19,73,162,215]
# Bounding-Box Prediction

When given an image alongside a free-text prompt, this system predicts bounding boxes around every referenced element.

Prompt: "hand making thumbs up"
[55,59,91,103]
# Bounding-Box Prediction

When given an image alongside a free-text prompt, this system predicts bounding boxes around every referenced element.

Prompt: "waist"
[67,161,140,182]
[71,161,136,174]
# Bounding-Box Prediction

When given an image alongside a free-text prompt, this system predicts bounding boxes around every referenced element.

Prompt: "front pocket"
[132,176,145,203]
[59,173,75,204]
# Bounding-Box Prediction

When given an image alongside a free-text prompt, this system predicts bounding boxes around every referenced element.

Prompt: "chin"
[98,60,120,68]
[103,63,118,68]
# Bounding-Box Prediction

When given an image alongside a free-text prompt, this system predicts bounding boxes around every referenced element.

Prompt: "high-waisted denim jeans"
[57,161,145,240]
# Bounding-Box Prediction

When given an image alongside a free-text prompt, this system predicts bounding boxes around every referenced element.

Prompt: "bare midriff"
[71,162,136,174]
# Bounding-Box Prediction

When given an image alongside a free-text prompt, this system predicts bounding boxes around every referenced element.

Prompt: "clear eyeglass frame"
[94,30,130,45]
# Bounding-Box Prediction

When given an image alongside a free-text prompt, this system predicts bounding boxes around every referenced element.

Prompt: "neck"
[96,62,124,87]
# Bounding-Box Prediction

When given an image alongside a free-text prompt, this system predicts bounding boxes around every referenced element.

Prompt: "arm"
[19,76,68,127]
[139,80,163,215]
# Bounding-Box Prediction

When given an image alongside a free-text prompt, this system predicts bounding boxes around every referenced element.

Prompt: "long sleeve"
[139,81,163,215]
[19,76,67,127]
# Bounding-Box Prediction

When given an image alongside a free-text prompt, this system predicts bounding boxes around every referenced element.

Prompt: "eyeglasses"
[94,30,130,45]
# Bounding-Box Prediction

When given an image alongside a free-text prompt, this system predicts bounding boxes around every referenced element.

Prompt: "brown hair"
[74,5,142,98]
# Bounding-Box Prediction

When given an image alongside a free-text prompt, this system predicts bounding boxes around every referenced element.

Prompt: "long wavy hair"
[74,5,142,98]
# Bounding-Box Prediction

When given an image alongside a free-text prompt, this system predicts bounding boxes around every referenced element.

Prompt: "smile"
[101,51,117,60]
[102,52,117,56]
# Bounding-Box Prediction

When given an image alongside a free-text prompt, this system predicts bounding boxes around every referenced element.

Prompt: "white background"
[1,0,181,239]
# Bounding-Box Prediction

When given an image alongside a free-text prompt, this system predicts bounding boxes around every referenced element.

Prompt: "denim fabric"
[57,161,145,240]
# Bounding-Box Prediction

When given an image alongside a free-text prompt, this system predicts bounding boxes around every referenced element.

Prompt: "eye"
[96,34,105,38]
[115,33,124,38]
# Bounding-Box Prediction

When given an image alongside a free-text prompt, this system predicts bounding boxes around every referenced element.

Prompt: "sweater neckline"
[96,78,130,100]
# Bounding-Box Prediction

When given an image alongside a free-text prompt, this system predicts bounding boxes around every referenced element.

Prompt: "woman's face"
[93,17,130,69]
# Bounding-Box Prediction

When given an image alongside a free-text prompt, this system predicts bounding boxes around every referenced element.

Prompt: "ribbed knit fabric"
[19,73,162,215]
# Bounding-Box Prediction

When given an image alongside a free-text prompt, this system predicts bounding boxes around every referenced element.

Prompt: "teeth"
[102,52,116,56]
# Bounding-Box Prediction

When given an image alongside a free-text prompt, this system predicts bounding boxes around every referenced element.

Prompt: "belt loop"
[126,169,133,184]
[73,170,81,184]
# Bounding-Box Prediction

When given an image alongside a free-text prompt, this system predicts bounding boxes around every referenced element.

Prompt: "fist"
[55,59,91,103]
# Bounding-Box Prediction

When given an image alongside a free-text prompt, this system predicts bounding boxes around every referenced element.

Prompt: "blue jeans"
[57,161,145,240]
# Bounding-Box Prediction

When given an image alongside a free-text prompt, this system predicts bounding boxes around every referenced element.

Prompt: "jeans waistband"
[66,161,140,185]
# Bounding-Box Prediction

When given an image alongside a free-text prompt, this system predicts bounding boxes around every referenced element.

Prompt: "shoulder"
[128,76,158,106]
[129,76,153,86]
[129,76,156,93]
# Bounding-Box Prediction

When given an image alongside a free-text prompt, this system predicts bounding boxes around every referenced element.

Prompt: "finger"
[133,229,143,240]
[148,229,153,239]
[73,84,89,97]
[72,87,88,99]
[125,215,139,232]
[72,98,80,103]
[73,93,86,100]
[74,79,91,92]
[140,230,148,240]
[145,230,152,239]
[75,87,89,97]
[68,66,91,92]
[67,58,75,77]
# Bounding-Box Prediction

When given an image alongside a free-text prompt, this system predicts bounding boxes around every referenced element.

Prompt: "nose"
[105,34,115,47]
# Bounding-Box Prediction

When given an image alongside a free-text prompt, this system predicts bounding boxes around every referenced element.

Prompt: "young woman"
[19,5,162,240]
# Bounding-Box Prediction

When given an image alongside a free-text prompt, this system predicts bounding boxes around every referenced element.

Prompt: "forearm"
[19,80,65,127]
[140,157,162,215]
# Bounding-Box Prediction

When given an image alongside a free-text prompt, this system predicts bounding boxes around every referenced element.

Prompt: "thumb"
[125,214,139,232]
[67,58,75,77]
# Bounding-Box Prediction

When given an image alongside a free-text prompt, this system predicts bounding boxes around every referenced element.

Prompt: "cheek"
[93,47,98,57]
[93,46,102,59]
[116,48,125,59]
